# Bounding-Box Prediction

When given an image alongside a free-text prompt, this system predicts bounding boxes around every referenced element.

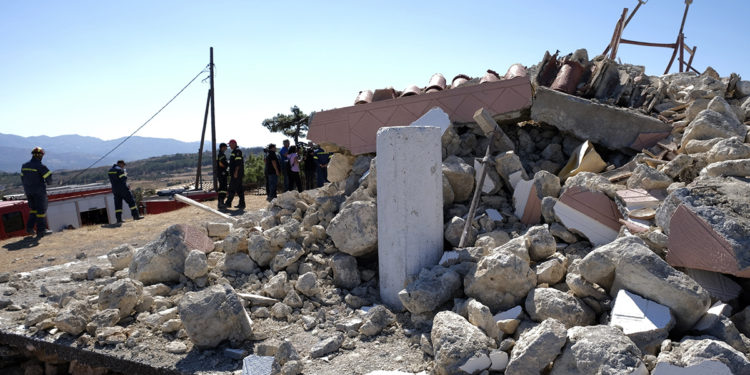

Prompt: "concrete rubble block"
[98,278,143,319]
[294,272,319,297]
[513,171,560,226]
[262,272,288,300]
[702,158,750,177]
[327,153,356,183]
[654,337,750,375]
[270,302,292,319]
[457,352,491,374]
[467,299,502,341]
[706,136,750,163]
[506,318,567,375]
[206,222,233,238]
[442,155,475,203]
[565,272,609,301]
[494,305,523,335]
[549,222,576,243]
[494,151,528,190]
[264,225,291,249]
[684,137,723,154]
[525,287,595,328]
[535,253,567,285]
[53,299,91,335]
[531,85,671,151]
[310,332,345,358]
[550,325,648,375]
[331,253,360,290]
[464,249,536,312]
[129,224,211,284]
[184,249,209,280]
[398,265,461,315]
[443,216,477,248]
[661,154,695,179]
[577,236,711,331]
[489,349,509,371]
[691,315,747,353]
[475,229,511,251]
[178,284,253,349]
[731,306,750,337]
[441,175,454,205]
[657,176,750,277]
[684,268,742,302]
[107,244,135,271]
[270,241,305,272]
[242,354,275,375]
[557,140,607,183]
[526,224,556,261]
[626,164,673,190]
[87,308,120,335]
[681,97,747,149]
[431,311,494,375]
[553,186,622,246]
[609,289,675,354]
[327,201,378,256]
[359,305,396,336]
[224,252,259,275]
[247,234,277,267]
[693,301,733,332]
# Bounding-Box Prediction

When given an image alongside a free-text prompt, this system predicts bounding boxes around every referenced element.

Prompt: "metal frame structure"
[603,0,698,74]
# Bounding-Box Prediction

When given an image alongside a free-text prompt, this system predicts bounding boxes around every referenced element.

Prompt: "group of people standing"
[263,139,331,202]
[216,139,246,210]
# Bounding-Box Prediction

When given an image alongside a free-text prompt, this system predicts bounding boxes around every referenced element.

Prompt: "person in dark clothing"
[107,160,142,223]
[303,144,317,190]
[279,139,290,192]
[264,143,281,201]
[314,145,332,187]
[216,143,229,209]
[21,147,53,237]
[225,139,246,209]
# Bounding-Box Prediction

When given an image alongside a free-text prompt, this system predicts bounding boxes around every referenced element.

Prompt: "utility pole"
[209,47,218,193]
[195,89,211,190]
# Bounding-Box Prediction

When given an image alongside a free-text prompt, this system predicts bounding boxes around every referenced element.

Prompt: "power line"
[65,65,210,183]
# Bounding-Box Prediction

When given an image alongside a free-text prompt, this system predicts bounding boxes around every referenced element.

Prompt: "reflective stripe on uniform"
[36,214,46,218]
[42,171,52,178]
[218,191,227,194]
[22,168,37,172]
[234,157,242,160]
[130,206,137,210]
[108,171,117,174]
[29,210,37,214]
[115,209,122,213]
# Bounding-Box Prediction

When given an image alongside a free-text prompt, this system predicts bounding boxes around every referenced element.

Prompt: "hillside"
[0,133,205,172]
[0,147,264,196]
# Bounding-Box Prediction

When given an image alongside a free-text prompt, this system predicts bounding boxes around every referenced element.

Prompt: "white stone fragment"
[458,352,491,374]
[409,107,451,134]
[610,289,672,335]
[692,301,733,332]
[489,349,509,371]
[474,158,495,193]
[485,209,503,222]
[651,360,732,375]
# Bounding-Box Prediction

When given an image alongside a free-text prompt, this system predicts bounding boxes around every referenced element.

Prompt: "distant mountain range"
[0,133,204,173]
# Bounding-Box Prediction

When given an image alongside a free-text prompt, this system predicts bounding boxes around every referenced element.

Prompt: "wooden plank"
[174,194,237,222]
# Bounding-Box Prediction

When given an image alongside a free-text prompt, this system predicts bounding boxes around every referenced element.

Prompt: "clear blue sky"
[1,1,747,149]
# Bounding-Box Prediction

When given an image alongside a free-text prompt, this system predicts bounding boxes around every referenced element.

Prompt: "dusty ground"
[0,194,269,274]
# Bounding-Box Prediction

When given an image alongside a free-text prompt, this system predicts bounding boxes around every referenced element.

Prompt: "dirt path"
[0,194,268,273]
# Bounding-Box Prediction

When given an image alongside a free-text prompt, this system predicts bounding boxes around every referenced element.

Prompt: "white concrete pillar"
[377,126,443,310]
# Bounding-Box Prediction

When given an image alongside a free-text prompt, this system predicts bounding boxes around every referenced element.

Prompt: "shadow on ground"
[2,236,40,251]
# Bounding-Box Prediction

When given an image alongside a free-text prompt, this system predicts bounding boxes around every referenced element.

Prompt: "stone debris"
[3,47,750,375]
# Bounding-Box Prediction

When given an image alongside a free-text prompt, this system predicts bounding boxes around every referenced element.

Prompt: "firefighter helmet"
[31,147,45,155]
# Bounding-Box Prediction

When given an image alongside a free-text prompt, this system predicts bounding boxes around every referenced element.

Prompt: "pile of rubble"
[2,48,750,375]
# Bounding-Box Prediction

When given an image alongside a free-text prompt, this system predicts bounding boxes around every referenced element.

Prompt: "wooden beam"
[619,39,676,49]
[174,194,237,222]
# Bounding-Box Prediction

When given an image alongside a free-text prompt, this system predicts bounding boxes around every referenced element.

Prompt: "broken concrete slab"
[494,305,523,335]
[550,325,648,375]
[409,107,451,134]
[531,86,671,151]
[553,186,622,246]
[494,151,528,190]
[514,171,560,225]
[506,318,567,375]
[651,360,733,375]
[693,301,733,332]
[431,311,494,375]
[658,176,750,277]
[609,289,674,354]
[655,337,750,375]
[681,97,748,150]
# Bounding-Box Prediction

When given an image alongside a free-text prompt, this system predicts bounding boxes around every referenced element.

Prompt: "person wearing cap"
[108,160,142,223]
[303,142,317,190]
[264,143,281,201]
[21,147,53,237]
[225,139,246,209]
[216,142,229,209]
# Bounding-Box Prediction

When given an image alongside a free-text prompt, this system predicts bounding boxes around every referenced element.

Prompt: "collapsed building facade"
[2,48,750,374]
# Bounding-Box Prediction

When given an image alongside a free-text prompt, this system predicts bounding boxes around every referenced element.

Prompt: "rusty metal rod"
[619,39,676,49]
[623,0,647,29]
[664,34,681,74]
[603,7,628,56]
[679,34,685,72]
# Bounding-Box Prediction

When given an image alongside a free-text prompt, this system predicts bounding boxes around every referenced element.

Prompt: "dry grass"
[0,194,268,273]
